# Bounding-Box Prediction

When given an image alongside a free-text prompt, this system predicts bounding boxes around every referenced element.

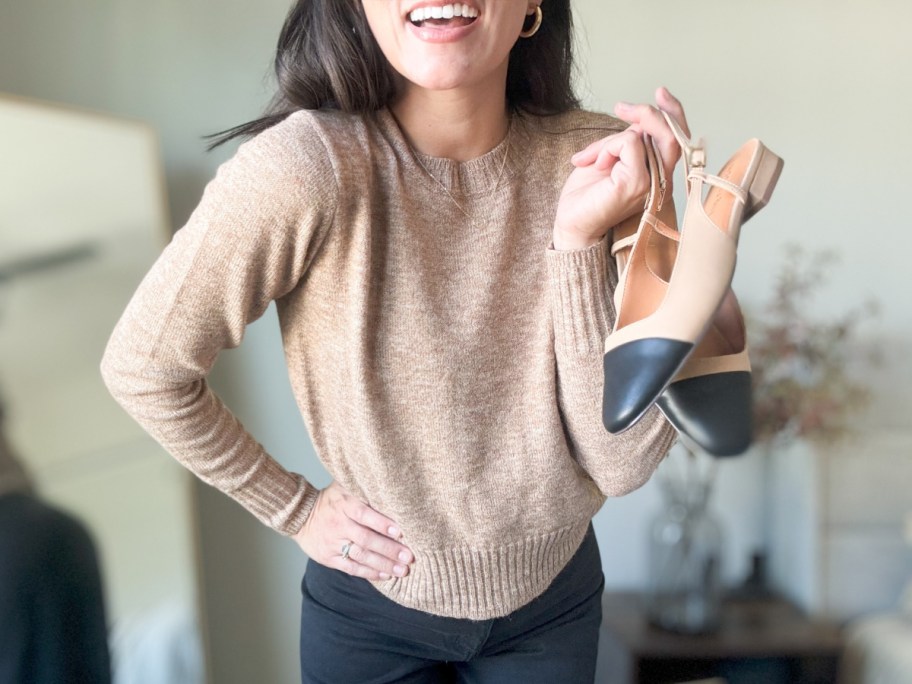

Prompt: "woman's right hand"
[552,87,691,251]
[292,481,414,581]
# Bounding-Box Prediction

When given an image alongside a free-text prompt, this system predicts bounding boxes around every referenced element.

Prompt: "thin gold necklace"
[410,118,513,220]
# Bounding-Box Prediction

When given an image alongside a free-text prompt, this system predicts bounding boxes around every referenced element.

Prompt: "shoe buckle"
[686,140,706,168]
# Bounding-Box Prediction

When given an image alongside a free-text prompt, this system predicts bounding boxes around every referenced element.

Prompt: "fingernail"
[399,551,412,563]
[394,565,407,577]
[388,526,400,537]
[379,572,390,580]
[615,101,632,110]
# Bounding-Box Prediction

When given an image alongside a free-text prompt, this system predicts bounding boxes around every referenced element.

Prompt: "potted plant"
[737,244,879,597]
[748,245,879,449]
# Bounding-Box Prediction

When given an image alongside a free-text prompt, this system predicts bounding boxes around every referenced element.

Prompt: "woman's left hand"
[552,87,690,251]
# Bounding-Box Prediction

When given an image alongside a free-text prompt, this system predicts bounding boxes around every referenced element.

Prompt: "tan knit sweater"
[101,107,676,620]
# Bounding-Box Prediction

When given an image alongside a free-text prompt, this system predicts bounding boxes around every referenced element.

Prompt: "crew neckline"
[375,108,529,198]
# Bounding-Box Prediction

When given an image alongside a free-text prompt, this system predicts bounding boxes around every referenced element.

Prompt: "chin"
[404,63,480,92]
[411,77,469,92]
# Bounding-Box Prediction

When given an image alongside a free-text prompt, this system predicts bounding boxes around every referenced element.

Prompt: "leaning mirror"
[0,93,204,682]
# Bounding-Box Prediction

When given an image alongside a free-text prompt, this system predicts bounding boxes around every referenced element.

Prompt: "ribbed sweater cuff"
[545,237,612,355]
[376,520,590,620]
[235,457,321,537]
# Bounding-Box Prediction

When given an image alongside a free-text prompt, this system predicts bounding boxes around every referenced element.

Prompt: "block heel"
[745,145,784,221]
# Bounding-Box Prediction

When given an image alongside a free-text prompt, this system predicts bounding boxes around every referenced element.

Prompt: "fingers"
[571,129,644,174]
[604,130,649,200]
[336,542,411,581]
[613,100,667,134]
[575,88,691,179]
[614,101,679,176]
[655,86,690,138]
[344,495,405,543]
[294,481,415,582]
[570,135,613,168]
[339,497,414,576]
[614,88,691,184]
[612,129,646,168]
[613,88,689,136]
[553,128,651,249]
[566,130,650,221]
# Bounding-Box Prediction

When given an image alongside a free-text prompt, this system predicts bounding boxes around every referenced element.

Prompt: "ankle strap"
[644,134,667,214]
[659,109,705,192]
[610,133,673,260]
[660,109,748,206]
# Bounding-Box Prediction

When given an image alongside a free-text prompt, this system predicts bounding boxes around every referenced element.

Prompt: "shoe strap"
[645,135,667,214]
[659,109,705,192]
[610,132,666,264]
[610,133,678,312]
[688,168,749,206]
[609,232,637,258]
[652,137,669,213]
[609,132,665,256]
[660,109,750,208]
[610,213,678,258]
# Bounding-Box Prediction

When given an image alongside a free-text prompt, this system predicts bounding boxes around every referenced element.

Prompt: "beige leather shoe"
[602,115,783,434]
[656,288,753,456]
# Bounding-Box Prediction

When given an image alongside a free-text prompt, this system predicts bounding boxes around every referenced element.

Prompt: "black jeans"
[300,525,604,684]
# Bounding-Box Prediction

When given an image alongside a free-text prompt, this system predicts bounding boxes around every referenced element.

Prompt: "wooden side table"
[596,591,844,684]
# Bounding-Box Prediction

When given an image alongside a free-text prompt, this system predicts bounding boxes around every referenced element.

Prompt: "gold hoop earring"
[519,6,543,38]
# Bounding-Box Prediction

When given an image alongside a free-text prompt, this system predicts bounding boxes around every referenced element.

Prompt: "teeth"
[409,4,479,23]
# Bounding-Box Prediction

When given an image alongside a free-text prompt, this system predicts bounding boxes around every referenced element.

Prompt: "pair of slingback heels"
[602,112,783,456]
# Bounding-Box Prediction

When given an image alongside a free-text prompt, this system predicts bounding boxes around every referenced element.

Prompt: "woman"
[102,1,688,681]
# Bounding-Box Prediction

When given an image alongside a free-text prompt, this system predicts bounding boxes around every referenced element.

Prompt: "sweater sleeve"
[100,120,336,536]
[545,236,678,497]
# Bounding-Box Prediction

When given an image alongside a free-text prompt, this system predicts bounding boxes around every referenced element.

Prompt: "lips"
[408,3,479,27]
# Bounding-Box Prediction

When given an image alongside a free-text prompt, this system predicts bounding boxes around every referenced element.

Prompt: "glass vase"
[646,442,724,634]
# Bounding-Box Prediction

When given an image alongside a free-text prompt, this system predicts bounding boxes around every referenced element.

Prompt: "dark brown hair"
[209,0,579,147]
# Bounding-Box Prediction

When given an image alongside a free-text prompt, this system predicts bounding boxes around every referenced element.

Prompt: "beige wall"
[3,1,911,681]
[0,0,288,227]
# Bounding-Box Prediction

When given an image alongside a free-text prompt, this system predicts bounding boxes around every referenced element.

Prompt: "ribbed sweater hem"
[373,519,592,620]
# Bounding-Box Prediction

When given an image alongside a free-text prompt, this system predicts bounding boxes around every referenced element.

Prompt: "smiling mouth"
[408,4,479,28]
